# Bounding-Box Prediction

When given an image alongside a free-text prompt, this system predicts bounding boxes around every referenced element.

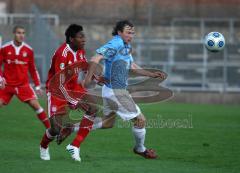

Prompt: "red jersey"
[46,43,87,93]
[0,41,40,87]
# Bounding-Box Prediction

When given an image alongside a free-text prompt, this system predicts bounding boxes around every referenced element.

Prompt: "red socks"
[37,111,51,129]
[71,115,94,148]
[40,130,55,149]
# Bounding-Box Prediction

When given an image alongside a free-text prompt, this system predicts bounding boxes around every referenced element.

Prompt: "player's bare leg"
[92,113,116,130]
[59,111,116,140]
[66,94,98,162]
[39,115,64,160]
[132,114,157,159]
[132,114,146,152]
[56,114,76,145]
[92,112,157,159]
[26,99,50,129]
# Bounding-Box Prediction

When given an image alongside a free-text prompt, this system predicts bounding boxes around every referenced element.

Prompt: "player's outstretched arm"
[83,54,104,87]
[131,62,166,79]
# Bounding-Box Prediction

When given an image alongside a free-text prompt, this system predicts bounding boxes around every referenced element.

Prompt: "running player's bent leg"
[131,114,157,159]
[16,84,50,128]
[71,94,97,148]
[131,114,146,153]
[40,116,61,149]
[26,99,50,129]
[40,116,61,161]
[92,113,117,130]
[66,95,98,162]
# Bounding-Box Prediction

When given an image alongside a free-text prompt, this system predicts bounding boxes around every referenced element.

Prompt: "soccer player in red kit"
[40,24,99,162]
[0,26,50,129]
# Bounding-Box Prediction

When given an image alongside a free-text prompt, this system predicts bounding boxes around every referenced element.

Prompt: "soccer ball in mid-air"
[204,32,225,52]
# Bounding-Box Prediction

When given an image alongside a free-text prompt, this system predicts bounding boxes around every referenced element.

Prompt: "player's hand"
[35,86,44,97]
[94,75,108,86]
[150,71,167,80]
[81,79,87,88]
[82,78,98,89]
[81,77,93,88]
[0,76,6,89]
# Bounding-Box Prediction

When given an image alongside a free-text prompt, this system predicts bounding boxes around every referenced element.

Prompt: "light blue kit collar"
[113,35,131,48]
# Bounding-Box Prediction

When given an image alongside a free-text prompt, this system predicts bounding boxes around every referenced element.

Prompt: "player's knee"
[26,99,41,110]
[48,127,59,136]
[102,114,116,128]
[133,114,146,128]
[103,119,115,128]
[102,122,114,128]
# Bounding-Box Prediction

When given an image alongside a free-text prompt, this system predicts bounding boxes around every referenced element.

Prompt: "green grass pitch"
[0,98,239,173]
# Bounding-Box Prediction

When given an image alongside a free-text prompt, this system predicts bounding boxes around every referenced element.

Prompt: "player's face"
[118,25,135,44]
[71,31,86,50]
[14,28,25,43]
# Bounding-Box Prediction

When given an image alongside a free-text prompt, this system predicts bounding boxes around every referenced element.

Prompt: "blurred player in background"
[0,26,50,129]
[39,24,103,162]
[84,20,166,159]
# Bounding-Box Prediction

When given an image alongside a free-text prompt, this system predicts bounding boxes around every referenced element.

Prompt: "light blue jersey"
[96,35,133,89]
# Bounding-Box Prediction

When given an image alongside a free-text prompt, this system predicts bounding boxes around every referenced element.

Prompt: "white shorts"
[102,85,141,121]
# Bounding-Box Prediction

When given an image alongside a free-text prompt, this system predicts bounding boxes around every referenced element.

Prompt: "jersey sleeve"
[53,51,67,73]
[96,40,119,59]
[28,50,41,87]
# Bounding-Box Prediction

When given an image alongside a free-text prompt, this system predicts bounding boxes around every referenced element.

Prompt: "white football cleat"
[40,146,50,160]
[66,144,81,162]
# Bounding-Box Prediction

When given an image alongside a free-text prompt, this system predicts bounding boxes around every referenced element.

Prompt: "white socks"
[92,117,103,130]
[132,127,146,152]
[73,122,80,132]
[36,107,44,114]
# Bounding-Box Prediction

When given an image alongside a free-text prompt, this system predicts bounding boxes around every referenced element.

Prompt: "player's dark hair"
[13,25,25,33]
[112,20,134,36]
[65,24,83,44]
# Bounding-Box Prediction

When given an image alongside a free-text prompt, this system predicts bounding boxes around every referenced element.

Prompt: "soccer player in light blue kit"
[84,20,165,159]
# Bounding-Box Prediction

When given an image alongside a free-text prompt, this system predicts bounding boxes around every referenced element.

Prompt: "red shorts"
[47,89,86,117]
[0,84,37,105]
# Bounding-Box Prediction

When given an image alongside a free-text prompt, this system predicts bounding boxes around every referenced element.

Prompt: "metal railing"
[134,18,240,93]
[0,13,59,26]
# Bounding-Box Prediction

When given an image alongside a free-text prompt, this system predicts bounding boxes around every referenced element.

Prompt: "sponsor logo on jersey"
[6,59,27,65]
[14,59,27,65]
[7,52,12,55]
[22,51,27,57]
